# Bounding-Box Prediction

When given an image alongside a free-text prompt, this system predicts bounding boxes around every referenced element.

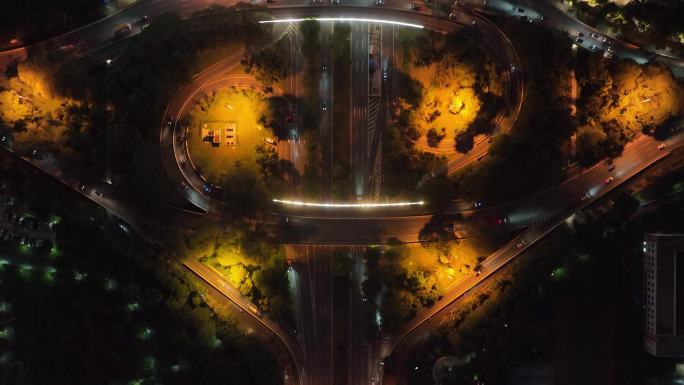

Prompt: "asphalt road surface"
[3,1,684,385]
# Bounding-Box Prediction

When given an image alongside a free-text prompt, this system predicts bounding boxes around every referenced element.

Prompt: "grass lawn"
[186,87,274,183]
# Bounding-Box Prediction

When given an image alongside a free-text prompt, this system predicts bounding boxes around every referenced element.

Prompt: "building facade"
[643,233,684,356]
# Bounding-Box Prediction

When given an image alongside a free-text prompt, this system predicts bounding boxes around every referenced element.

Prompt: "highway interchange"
[2,0,684,385]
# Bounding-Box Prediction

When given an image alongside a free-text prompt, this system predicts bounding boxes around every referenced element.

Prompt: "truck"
[114,24,132,39]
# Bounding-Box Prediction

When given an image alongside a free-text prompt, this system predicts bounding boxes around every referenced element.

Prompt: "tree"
[330,251,353,277]
[218,167,267,214]
[576,124,607,166]
[300,20,321,57]
[455,130,474,153]
[241,44,288,86]
[394,70,424,108]
[255,144,280,179]
[426,127,446,147]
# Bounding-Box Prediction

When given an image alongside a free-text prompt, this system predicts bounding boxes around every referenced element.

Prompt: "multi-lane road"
[3,1,684,385]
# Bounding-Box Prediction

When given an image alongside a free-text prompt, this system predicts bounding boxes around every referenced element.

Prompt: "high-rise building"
[643,233,684,356]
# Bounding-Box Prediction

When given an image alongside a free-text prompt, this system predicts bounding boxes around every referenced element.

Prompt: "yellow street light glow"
[272,199,424,208]
[259,17,424,29]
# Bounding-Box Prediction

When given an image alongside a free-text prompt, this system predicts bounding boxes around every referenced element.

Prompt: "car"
[590,32,599,39]
[576,31,584,37]
[604,176,614,185]
[657,143,667,150]
[607,164,615,172]
[474,201,483,208]
[510,64,517,71]
[604,50,614,59]
[581,192,591,201]
[95,190,104,198]
[375,0,384,5]
[78,183,86,191]
[516,239,526,249]
[321,101,327,111]
[540,15,547,21]
[575,37,584,44]
[114,23,132,38]
[411,3,420,10]
[515,7,524,13]
[474,264,482,276]
[59,44,76,53]
[248,304,261,315]
[383,70,388,80]
[138,15,149,25]
[322,62,328,71]
[330,0,339,4]
[600,36,608,43]
[497,218,508,224]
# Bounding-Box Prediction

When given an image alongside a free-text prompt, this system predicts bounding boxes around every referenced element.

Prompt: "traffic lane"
[388,135,675,370]
[350,248,371,385]
[183,257,298,385]
[183,259,305,374]
[292,245,335,385]
[499,0,651,63]
[351,22,368,198]
[463,135,665,230]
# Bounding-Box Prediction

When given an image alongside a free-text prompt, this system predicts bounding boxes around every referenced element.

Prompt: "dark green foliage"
[0,157,282,385]
[426,127,446,148]
[330,251,353,277]
[242,37,290,86]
